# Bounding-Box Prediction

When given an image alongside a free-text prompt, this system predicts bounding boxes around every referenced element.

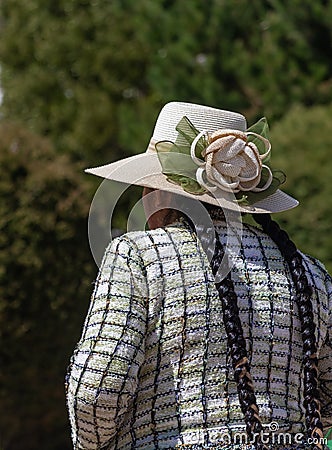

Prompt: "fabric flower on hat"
[196,129,272,193]
[155,115,285,206]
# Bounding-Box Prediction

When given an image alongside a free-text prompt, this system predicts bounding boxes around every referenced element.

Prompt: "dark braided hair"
[163,198,324,449]
[253,213,324,450]
[190,213,267,450]
[211,230,266,447]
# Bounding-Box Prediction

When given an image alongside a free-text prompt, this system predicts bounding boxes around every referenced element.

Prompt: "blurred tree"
[0,122,94,450]
[0,0,159,162]
[270,103,332,272]
[146,0,332,120]
[1,0,332,162]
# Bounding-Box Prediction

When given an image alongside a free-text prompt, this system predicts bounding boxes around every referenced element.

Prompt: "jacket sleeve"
[318,272,332,431]
[66,235,148,449]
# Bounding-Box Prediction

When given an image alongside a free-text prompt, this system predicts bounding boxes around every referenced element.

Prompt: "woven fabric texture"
[66,221,332,450]
[151,102,247,142]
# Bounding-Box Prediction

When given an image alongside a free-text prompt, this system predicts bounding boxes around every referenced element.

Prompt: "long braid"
[194,220,267,448]
[254,213,324,450]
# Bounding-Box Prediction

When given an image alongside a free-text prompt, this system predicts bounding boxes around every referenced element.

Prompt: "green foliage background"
[0,1,331,449]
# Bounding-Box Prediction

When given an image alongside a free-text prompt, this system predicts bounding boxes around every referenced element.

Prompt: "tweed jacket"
[66,220,332,450]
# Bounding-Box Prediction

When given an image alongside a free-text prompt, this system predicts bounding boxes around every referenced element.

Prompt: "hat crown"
[152,102,247,142]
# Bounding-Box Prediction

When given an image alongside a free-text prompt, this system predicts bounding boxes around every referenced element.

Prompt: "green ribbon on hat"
[155,115,286,206]
[155,116,207,194]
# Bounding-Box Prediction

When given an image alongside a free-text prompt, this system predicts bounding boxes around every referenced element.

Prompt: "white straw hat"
[85,102,298,214]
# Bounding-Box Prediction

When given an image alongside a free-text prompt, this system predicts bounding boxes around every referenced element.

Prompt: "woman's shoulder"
[108,223,193,256]
[118,222,191,242]
[300,251,332,296]
[245,222,332,299]
[233,221,332,295]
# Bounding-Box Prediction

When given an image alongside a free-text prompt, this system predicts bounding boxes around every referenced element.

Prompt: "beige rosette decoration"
[192,129,272,193]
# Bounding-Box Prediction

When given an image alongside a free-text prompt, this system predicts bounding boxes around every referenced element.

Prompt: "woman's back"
[66,220,332,449]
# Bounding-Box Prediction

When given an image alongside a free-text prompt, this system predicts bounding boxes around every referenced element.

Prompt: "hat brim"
[85,153,298,214]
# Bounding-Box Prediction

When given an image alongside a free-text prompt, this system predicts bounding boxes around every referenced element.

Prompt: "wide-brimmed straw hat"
[85,102,298,214]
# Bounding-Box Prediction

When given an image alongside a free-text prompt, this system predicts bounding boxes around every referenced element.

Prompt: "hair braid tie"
[254,214,325,450]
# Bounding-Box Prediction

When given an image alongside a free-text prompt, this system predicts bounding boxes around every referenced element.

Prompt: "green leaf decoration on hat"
[235,170,286,205]
[155,116,207,194]
[166,174,205,194]
[155,140,198,177]
[155,115,286,205]
[175,115,208,157]
[246,117,271,161]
